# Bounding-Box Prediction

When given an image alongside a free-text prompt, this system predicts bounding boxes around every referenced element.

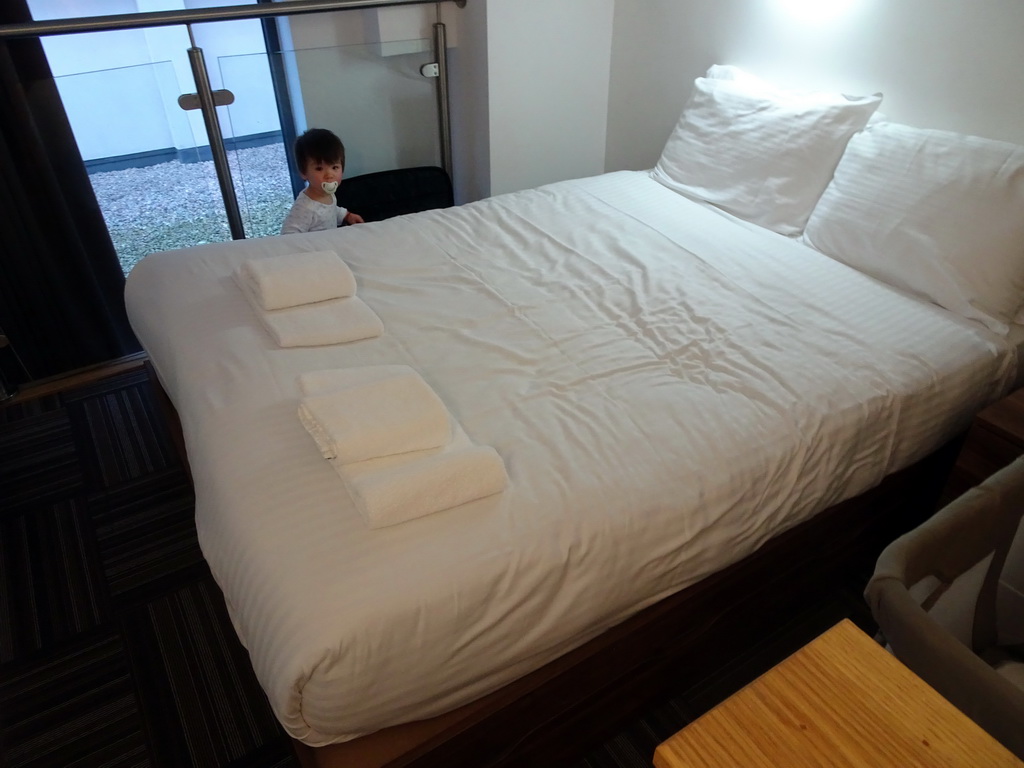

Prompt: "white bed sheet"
[124,170,1017,745]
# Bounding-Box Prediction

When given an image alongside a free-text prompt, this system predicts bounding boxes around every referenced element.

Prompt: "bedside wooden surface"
[653,619,1022,767]
[943,387,1024,505]
[977,387,1024,445]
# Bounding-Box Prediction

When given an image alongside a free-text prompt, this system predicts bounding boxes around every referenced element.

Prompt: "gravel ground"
[88,142,296,275]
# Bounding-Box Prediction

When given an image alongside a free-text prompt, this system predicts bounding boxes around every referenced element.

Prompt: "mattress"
[124,170,1017,745]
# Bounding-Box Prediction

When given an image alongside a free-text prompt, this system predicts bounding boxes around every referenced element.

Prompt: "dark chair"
[865,455,1024,759]
[336,165,454,223]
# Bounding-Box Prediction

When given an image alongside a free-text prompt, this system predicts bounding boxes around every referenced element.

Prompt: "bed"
[124,66,1024,765]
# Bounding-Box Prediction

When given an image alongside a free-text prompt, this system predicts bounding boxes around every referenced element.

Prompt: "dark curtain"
[0,0,140,384]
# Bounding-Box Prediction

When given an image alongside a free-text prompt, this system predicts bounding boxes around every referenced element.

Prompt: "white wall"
[606,0,1024,172]
[485,0,614,196]
[445,0,489,203]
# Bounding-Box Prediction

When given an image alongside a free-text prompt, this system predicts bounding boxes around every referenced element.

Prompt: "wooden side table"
[942,387,1024,504]
[653,619,1022,767]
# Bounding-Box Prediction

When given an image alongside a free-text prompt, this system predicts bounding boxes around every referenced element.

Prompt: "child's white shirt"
[281,191,348,234]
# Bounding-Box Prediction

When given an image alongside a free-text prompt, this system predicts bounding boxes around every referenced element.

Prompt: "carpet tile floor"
[0,367,298,768]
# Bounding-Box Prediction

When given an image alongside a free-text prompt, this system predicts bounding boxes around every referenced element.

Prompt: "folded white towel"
[298,365,508,527]
[236,272,383,347]
[237,250,356,310]
[255,296,383,347]
[335,444,509,529]
[297,368,451,463]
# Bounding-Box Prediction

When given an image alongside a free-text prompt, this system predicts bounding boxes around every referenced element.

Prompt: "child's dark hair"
[294,128,345,171]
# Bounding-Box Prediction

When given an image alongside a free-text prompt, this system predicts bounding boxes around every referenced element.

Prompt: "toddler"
[281,128,364,234]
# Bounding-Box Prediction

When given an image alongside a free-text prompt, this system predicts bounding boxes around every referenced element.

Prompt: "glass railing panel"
[218,38,441,238]
[55,59,233,275]
[215,46,294,239]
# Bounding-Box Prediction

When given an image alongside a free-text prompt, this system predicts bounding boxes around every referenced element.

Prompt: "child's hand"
[344,211,365,225]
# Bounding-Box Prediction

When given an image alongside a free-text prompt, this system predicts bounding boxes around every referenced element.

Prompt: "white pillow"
[652,66,882,235]
[802,122,1024,335]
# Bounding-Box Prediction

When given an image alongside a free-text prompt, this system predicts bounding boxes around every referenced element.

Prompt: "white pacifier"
[321,181,339,194]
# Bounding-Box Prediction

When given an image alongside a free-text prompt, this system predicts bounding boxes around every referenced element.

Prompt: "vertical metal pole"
[186,26,246,240]
[432,22,452,178]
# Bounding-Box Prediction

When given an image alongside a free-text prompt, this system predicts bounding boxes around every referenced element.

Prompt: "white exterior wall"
[32,0,179,159]
[30,0,280,160]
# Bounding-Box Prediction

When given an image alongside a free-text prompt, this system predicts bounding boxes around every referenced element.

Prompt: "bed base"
[145,361,960,767]
[292,436,963,768]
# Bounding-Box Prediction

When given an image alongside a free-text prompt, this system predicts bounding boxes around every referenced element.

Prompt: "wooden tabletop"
[653,619,1022,767]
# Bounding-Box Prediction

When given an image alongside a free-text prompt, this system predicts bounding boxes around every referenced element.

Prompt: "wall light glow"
[774,0,861,24]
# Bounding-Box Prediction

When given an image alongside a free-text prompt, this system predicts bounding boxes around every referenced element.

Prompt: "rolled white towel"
[297,368,451,463]
[237,250,356,310]
[337,444,508,528]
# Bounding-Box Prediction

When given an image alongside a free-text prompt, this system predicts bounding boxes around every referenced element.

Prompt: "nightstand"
[941,387,1024,505]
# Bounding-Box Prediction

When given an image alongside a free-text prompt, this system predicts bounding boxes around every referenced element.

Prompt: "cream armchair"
[865,455,1024,759]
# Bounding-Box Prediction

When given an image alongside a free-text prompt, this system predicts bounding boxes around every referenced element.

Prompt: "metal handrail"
[0,0,465,39]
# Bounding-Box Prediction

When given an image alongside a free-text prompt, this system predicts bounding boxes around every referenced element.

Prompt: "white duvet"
[124,171,1016,745]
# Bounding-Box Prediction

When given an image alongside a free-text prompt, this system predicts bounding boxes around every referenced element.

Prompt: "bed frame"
[147,359,960,767]
[286,439,959,766]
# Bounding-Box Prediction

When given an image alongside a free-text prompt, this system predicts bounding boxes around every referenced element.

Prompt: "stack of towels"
[235,250,383,347]
[297,365,508,528]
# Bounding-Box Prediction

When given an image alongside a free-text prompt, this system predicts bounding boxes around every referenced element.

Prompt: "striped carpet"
[0,368,297,768]
[0,366,878,768]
